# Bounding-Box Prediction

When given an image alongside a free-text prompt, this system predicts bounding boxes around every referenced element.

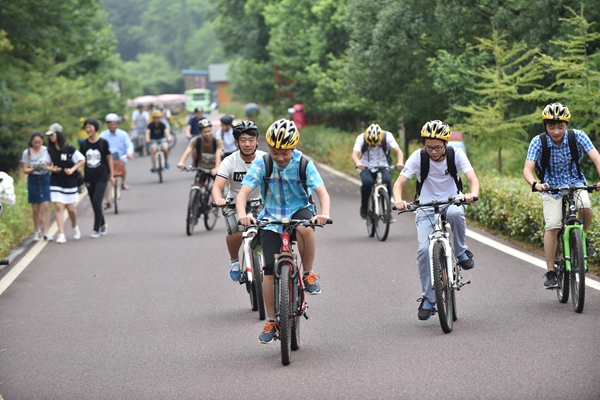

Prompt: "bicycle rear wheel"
[569,229,585,313]
[432,241,454,333]
[113,180,119,215]
[366,193,375,237]
[375,188,391,242]
[186,189,199,236]
[169,133,177,149]
[251,252,266,320]
[555,231,569,303]
[279,261,293,365]
[204,192,218,231]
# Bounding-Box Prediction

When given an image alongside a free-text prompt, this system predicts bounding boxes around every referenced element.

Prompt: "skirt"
[27,173,51,204]
[50,185,79,204]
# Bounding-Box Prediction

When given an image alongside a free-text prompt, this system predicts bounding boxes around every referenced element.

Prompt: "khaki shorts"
[542,190,591,230]
[223,202,263,235]
[150,138,168,150]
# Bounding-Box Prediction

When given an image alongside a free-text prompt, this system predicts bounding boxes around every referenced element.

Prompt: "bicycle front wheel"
[186,189,199,236]
[569,229,585,313]
[375,188,391,242]
[432,241,454,333]
[555,231,569,303]
[366,192,375,237]
[251,252,266,320]
[203,192,218,231]
[113,180,119,215]
[291,279,301,351]
[279,261,293,366]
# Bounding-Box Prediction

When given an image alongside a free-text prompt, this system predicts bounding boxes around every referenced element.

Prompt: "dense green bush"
[0,177,34,259]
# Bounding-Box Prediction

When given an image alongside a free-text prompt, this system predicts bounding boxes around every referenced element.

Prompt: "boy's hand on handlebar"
[177,163,185,170]
[395,199,409,211]
[533,182,550,192]
[214,198,226,207]
[238,215,256,227]
[356,162,365,171]
[312,214,330,225]
[462,193,477,203]
[395,163,404,171]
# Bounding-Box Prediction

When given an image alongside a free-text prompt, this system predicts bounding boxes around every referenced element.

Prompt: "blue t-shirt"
[187,116,207,137]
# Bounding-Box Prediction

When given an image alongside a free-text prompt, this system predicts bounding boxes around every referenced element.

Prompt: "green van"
[185,88,211,113]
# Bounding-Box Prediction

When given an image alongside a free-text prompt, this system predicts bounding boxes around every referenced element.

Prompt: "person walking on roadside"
[80,118,115,238]
[45,124,85,244]
[21,131,52,241]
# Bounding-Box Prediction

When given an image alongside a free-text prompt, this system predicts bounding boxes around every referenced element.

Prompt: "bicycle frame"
[371,171,388,217]
[240,211,259,283]
[427,214,456,288]
[557,189,589,273]
[274,231,306,319]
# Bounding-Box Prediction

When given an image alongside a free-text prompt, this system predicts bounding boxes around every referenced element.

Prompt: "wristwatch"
[531,180,537,191]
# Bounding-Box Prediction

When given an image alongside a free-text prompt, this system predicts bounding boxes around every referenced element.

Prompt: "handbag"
[74,169,85,187]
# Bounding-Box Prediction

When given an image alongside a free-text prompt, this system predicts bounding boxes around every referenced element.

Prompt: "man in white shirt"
[215,114,237,158]
[100,114,134,209]
[393,120,479,321]
[212,120,266,281]
[130,104,149,152]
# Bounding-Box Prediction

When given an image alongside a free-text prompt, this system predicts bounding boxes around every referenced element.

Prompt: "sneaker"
[100,223,108,236]
[43,234,53,241]
[360,207,367,219]
[56,234,66,244]
[303,272,321,295]
[229,259,241,281]
[32,231,42,242]
[73,226,81,240]
[417,297,436,321]
[90,231,100,239]
[390,217,397,223]
[586,239,595,256]
[258,320,279,344]
[457,250,475,270]
[544,270,558,289]
[150,167,157,173]
[165,162,170,170]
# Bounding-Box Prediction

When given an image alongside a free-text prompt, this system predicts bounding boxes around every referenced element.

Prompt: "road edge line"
[314,160,600,292]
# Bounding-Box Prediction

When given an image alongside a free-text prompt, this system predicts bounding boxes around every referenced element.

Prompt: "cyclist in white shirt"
[215,115,237,158]
[130,104,149,150]
[212,120,266,281]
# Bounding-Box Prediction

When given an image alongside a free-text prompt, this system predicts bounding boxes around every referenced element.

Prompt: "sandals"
[121,184,130,191]
[103,202,111,210]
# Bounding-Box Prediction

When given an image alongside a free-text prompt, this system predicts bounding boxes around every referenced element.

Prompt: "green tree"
[525,5,600,145]
[453,29,543,173]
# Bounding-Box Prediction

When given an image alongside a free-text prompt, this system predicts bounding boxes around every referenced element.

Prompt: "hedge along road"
[0,137,599,399]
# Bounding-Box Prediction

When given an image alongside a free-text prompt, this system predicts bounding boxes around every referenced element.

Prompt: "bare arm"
[145,129,150,143]
[236,185,255,226]
[212,176,227,206]
[107,154,115,185]
[177,146,193,169]
[393,174,409,210]
[312,185,331,225]
[463,170,479,203]
[523,159,548,191]
[393,146,404,169]
[352,150,364,170]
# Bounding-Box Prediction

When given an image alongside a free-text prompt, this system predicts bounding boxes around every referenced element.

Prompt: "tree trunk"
[498,146,503,173]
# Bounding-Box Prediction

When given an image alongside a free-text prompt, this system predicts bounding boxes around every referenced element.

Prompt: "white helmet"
[105,113,120,123]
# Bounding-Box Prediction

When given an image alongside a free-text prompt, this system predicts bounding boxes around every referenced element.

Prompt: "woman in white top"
[21,131,52,241]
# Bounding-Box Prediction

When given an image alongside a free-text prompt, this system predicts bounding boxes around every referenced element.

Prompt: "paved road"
[1,135,600,399]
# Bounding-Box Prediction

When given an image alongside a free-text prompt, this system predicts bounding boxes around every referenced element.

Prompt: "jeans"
[87,181,107,231]
[360,169,391,211]
[415,205,468,303]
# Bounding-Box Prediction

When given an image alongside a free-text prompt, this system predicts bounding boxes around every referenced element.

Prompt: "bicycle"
[154,143,166,183]
[397,195,478,333]
[112,154,125,214]
[251,217,332,365]
[212,200,265,320]
[535,184,596,313]
[183,166,219,235]
[364,165,396,241]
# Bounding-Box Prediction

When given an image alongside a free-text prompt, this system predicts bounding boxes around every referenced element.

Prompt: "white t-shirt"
[217,149,267,200]
[353,131,399,170]
[401,146,474,203]
[215,128,236,153]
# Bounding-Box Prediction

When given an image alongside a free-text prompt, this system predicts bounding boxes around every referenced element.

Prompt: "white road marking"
[314,160,600,292]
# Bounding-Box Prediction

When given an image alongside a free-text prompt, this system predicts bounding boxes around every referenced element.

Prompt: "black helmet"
[233,120,259,140]
[220,114,234,126]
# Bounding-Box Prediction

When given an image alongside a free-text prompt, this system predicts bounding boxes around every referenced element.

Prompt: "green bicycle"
[538,184,596,313]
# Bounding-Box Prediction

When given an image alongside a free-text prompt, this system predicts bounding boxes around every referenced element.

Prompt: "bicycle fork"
[563,225,588,272]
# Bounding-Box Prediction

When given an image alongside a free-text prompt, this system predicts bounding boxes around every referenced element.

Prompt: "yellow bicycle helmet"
[542,103,571,122]
[364,124,384,146]
[151,110,163,118]
[421,120,451,141]
[265,119,299,149]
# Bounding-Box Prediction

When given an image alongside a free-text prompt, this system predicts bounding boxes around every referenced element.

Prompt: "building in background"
[208,64,230,106]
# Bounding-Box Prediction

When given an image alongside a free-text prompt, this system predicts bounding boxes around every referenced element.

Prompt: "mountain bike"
[365,165,396,241]
[183,166,219,235]
[397,196,477,333]
[212,200,265,320]
[536,184,596,313]
[253,217,332,365]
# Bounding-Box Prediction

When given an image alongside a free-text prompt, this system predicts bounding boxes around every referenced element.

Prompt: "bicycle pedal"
[431,308,437,315]
[303,313,309,320]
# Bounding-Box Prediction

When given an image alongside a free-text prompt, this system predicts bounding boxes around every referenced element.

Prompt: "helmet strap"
[432,145,447,162]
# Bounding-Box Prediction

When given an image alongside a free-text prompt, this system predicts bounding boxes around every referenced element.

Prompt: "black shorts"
[259,208,314,275]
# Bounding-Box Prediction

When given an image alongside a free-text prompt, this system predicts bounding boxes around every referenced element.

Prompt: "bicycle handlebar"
[181,166,212,173]
[0,259,9,266]
[363,165,398,171]
[533,184,597,194]
[243,218,333,228]
[211,199,262,208]
[393,196,479,214]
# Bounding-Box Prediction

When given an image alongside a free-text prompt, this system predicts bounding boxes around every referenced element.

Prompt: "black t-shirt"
[48,145,78,188]
[147,122,167,140]
[80,138,110,183]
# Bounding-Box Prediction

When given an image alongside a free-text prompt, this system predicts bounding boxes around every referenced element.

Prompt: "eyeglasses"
[425,146,444,152]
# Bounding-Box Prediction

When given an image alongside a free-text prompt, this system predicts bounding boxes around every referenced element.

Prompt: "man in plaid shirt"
[237,119,331,344]
[523,103,600,288]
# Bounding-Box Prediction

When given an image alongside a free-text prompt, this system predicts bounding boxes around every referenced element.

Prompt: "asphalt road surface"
[1,133,599,399]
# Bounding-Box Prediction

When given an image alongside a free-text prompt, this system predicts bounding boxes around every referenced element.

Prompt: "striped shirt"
[526,129,594,198]
[241,150,324,232]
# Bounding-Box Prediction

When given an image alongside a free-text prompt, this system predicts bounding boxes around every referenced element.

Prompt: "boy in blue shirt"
[237,118,331,344]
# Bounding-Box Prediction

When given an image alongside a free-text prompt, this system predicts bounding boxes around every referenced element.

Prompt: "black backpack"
[535,130,581,182]
[415,146,462,200]
[262,153,313,205]
[361,131,393,165]
[194,137,217,167]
